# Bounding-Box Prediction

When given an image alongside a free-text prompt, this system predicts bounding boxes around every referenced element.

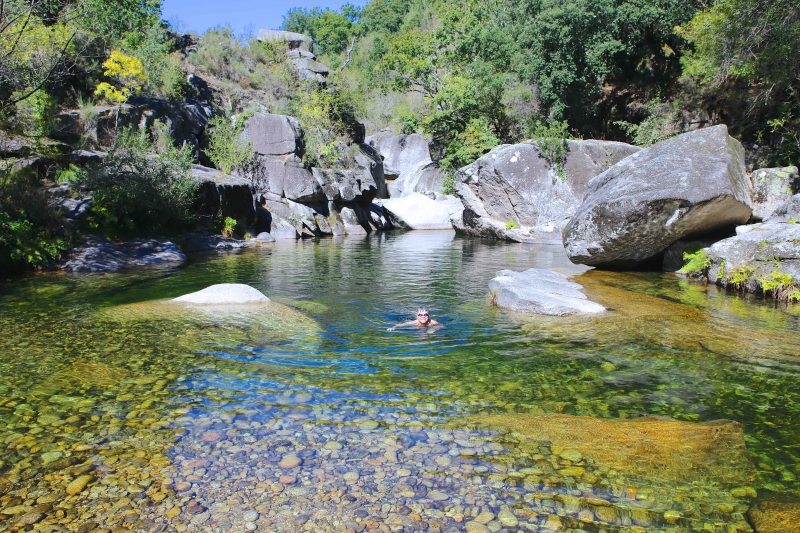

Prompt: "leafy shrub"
[0,167,71,273]
[530,120,572,179]
[505,220,519,230]
[439,118,499,173]
[615,100,683,147]
[679,249,711,274]
[220,216,239,238]
[396,111,420,135]
[726,265,756,289]
[82,128,196,238]
[759,269,800,302]
[290,87,361,168]
[130,24,191,100]
[441,173,455,195]
[206,114,253,174]
[95,51,146,103]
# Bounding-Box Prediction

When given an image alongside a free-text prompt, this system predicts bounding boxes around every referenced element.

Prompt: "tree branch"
[336,36,356,74]
[0,29,76,111]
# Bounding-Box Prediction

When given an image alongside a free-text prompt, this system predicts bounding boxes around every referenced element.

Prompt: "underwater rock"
[489,268,605,316]
[480,413,755,486]
[172,284,270,304]
[747,492,800,533]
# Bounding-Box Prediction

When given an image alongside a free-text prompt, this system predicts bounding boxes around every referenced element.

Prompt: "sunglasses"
[417,313,429,317]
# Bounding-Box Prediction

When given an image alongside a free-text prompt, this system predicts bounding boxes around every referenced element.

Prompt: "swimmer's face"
[417,310,430,324]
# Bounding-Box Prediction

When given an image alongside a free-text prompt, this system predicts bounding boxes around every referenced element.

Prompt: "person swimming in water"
[387,307,442,331]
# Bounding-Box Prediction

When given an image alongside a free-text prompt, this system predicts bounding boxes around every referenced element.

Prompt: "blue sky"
[162,0,367,37]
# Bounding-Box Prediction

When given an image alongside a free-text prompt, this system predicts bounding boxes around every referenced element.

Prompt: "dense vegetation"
[283,0,800,170]
[1,0,799,273]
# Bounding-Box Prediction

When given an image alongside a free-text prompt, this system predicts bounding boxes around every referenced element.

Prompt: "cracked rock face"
[563,125,753,268]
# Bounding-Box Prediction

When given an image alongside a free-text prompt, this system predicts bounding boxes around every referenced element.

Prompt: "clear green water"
[0,231,798,533]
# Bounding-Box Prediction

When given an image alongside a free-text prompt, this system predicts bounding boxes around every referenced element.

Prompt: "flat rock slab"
[488,268,605,316]
[172,284,270,304]
[480,413,755,486]
[381,193,453,230]
[60,237,186,272]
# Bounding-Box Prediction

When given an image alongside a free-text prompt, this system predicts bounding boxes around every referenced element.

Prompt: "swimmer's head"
[416,306,430,324]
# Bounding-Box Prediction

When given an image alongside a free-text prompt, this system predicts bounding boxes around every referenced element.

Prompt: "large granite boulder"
[366,132,446,197]
[488,268,606,316]
[563,125,753,268]
[60,236,186,272]
[750,166,799,220]
[257,30,312,52]
[173,284,269,304]
[241,113,304,157]
[191,165,257,225]
[380,194,453,230]
[455,140,640,242]
[765,193,800,223]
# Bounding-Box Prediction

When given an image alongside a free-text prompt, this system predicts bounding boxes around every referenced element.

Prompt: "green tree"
[680,0,800,164]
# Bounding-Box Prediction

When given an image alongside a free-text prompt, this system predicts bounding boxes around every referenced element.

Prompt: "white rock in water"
[489,268,605,316]
[381,193,453,230]
[172,284,270,304]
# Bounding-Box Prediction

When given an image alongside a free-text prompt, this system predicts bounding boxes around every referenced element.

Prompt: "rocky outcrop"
[256,30,330,83]
[750,166,799,220]
[191,165,257,225]
[366,132,444,197]
[455,140,640,242]
[563,125,753,268]
[60,236,186,272]
[747,492,800,533]
[683,219,800,298]
[241,112,388,239]
[50,98,214,151]
[380,194,453,230]
[172,284,269,304]
[488,268,606,316]
[46,183,93,223]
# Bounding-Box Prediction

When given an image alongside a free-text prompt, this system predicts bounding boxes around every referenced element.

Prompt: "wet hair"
[417,307,429,315]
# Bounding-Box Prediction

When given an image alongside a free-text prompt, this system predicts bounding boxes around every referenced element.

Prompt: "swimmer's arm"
[387,320,417,331]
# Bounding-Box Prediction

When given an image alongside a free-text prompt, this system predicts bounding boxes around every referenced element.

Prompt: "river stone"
[564,125,753,267]
[488,268,605,316]
[60,236,187,272]
[455,140,639,241]
[480,413,755,485]
[380,194,453,230]
[278,455,302,469]
[750,166,799,220]
[66,475,94,495]
[465,522,491,533]
[173,284,270,304]
[497,510,518,527]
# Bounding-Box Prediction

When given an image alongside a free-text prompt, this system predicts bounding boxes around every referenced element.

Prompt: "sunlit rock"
[489,268,605,316]
[172,284,269,304]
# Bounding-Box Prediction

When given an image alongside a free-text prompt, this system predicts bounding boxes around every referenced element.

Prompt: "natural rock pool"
[1,231,799,533]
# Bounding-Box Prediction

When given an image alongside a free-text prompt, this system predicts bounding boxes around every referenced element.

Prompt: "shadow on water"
[0,232,798,531]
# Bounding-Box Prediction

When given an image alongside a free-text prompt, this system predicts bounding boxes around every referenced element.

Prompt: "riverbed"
[0,231,798,533]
